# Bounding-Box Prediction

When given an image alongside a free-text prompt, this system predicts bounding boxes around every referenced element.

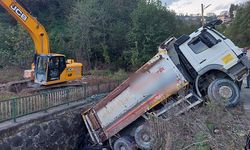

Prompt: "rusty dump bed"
[82,50,188,144]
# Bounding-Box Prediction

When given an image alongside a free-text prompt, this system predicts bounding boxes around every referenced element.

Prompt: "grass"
[89,69,128,81]
[188,132,210,150]
[0,66,24,83]
[0,91,17,100]
[0,66,27,101]
[149,101,250,150]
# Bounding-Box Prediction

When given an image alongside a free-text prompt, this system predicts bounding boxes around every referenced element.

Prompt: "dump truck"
[81,20,250,150]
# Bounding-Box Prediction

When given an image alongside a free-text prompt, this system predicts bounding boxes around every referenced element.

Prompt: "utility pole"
[201,4,204,27]
[201,4,211,27]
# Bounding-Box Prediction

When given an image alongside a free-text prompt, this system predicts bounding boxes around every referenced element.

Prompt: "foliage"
[68,0,138,70]
[229,4,239,19]
[0,24,33,67]
[127,0,190,68]
[149,101,249,150]
[0,0,195,70]
[225,2,250,47]
[89,69,128,81]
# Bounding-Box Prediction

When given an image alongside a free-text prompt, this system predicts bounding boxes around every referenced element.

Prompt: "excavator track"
[0,79,87,94]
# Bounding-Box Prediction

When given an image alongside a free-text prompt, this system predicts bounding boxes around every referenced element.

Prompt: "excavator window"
[48,56,66,81]
[35,56,48,83]
[37,57,48,74]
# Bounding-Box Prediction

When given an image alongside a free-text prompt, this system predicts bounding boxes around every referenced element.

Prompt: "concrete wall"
[0,96,104,150]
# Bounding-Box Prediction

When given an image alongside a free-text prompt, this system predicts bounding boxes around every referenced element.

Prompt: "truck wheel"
[207,79,240,107]
[113,136,136,150]
[134,125,154,150]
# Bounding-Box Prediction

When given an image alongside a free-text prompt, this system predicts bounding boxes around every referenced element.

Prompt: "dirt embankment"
[0,74,121,101]
[0,66,25,99]
[150,102,250,150]
[0,66,24,84]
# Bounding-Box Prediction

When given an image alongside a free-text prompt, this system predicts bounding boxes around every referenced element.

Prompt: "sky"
[161,0,248,15]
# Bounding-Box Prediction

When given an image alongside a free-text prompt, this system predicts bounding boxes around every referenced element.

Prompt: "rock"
[60,119,69,129]
[11,136,23,147]
[50,131,63,143]
[0,143,11,150]
[25,139,33,147]
[26,125,41,137]
[42,124,48,131]
[33,131,46,145]
[47,121,57,135]
[213,128,220,134]
[22,144,36,150]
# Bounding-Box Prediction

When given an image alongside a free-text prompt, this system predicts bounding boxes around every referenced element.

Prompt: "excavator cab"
[35,54,82,85]
[35,55,66,85]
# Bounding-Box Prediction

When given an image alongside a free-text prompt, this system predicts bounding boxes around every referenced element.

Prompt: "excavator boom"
[0,0,50,55]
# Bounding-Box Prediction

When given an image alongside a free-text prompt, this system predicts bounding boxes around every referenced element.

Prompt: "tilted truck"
[81,20,250,150]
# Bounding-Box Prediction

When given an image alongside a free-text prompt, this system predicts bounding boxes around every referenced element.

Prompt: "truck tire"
[207,78,240,107]
[134,125,154,150]
[113,136,136,150]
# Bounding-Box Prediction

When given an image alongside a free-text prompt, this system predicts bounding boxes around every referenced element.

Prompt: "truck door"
[183,29,238,72]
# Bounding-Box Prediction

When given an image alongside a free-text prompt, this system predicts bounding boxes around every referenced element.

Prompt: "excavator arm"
[0,0,50,55]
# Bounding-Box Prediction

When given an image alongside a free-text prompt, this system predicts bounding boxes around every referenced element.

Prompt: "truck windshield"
[188,30,218,54]
[189,37,209,54]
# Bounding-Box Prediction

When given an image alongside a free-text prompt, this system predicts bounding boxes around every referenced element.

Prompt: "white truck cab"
[162,19,250,106]
[180,27,240,71]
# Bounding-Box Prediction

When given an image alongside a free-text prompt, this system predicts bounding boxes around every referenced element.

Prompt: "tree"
[0,24,33,67]
[226,2,250,47]
[128,0,185,68]
[68,0,138,70]
[12,25,33,67]
[67,0,104,69]
[229,4,238,19]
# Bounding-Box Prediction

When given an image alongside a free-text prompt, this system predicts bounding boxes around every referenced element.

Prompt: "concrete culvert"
[207,78,240,107]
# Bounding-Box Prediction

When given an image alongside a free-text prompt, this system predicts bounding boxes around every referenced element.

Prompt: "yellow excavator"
[0,0,83,85]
